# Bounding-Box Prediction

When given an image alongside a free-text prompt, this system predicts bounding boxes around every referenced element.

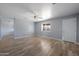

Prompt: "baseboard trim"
[37,35,62,41]
[14,34,34,39]
[37,35,79,45]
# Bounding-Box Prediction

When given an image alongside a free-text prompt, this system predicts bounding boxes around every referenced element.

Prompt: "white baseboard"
[14,34,34,39]
[37,35,62,41]
[37,35,79,45]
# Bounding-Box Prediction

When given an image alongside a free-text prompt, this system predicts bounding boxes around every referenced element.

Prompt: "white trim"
[37,35,62,41]
[37,35,79,45]
[14,34,34,39]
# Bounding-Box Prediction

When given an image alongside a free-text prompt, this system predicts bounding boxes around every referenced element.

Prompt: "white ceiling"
[0,3,79,22]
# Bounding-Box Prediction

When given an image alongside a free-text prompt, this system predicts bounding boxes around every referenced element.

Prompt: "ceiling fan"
[26,8,43,20]
[32,3,56,19]
[32,11,43,20]
[33,14,42,19]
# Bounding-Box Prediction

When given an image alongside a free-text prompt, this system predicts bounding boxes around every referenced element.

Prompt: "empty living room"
[0,3,79,56]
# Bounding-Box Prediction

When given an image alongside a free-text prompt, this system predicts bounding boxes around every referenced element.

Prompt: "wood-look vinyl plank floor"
[0,35,79,56]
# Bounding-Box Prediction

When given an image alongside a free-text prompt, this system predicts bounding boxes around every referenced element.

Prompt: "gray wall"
[35,19,62,40]
[0,19,1,38]
[0,16,34,39]
[1,17,14,37]
[35,15,78,41]
[77,15,79,42]
[14,17,34,38]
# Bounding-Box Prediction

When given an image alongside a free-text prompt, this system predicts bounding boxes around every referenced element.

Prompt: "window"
[41,24,51,31]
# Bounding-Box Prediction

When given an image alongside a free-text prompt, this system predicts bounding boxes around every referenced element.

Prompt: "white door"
[62,17,76,42]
